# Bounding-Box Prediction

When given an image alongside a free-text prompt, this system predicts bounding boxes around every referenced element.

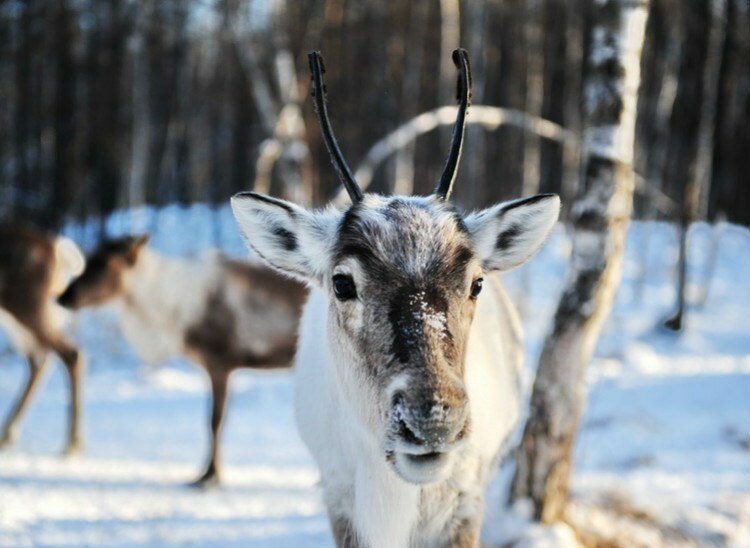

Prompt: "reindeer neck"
[121,248,216,334]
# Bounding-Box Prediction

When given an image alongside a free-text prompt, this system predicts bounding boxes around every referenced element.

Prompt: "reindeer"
[0,224,86,455]
[58,237,307,486]
[231,49,560,547]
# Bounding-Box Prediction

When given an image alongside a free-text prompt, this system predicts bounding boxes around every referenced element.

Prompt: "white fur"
[465,194,560,272]
[295,281,522,547]
[233,192,556,547]
[230,193,340,282]
[113,249,220,364]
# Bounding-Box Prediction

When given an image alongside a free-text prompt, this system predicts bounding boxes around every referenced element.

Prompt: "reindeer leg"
[0,351,50,449]
[51,339,84,457]
[192,367,229,488]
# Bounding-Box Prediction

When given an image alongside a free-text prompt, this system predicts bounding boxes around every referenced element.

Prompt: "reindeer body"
[296,276,523,547]
[60,241,306,484]
[0,224,85,454]
[121,248,303,370]
[231,49,559,545]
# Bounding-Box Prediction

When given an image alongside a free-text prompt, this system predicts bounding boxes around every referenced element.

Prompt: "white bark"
[510,0,650,523]
[231,0,312,205]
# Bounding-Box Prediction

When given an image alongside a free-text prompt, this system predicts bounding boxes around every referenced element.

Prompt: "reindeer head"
[58,236,149,309]
[232,50,559,485]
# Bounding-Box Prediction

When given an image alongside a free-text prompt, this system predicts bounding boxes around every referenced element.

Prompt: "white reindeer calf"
[232,50,560,547]
[59,237,306,485]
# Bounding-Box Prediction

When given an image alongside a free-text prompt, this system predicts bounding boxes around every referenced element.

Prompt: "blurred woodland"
[0,0,748,232]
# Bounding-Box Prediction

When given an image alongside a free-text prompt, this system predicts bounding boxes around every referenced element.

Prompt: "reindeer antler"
[308,51,363,204]
[435,48,472,200]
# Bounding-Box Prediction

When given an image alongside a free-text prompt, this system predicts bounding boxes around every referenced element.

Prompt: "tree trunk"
[663,0,711,332]
[393,0,428,197]
[127,0,153,232]
[510,0,650,523]
[48,0,75,230]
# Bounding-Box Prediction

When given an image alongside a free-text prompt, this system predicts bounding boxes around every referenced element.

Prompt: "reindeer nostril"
[397,417,423,445]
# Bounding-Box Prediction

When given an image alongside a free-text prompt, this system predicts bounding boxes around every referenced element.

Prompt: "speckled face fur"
[329,195,479,481]
[232,189,560,484]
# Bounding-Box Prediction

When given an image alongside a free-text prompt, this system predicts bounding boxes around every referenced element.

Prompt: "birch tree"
[510,0,650,523]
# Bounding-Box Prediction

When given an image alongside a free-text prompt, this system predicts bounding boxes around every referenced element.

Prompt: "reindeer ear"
[231,192,339,282]
[465,194,560,272]
[125,234,150,265]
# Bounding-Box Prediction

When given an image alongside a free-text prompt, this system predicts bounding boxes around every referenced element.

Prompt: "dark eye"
[470,278,483,300]
[333,274,357,301]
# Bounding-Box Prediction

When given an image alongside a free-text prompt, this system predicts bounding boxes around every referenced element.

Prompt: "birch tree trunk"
[510,0,650,523]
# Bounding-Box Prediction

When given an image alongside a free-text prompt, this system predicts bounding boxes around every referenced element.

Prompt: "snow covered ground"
[1,204,748,547]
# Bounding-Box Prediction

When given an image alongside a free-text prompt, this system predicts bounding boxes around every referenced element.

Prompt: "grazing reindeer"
[231,49,560,547]
[58,237,307,485]
[0,224,85,455]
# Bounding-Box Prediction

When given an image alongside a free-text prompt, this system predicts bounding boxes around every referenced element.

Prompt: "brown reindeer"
[58,236,307,486]
[0,224,85,455]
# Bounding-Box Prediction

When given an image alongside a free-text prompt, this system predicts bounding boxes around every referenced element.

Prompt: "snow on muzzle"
[387,377,470,484]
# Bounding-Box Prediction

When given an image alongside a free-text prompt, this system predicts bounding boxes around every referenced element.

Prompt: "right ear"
[125,234,150,265]
[231,191,340,282]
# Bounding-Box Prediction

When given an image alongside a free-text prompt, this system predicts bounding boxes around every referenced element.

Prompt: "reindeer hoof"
[0,431,18,450]
[63,440,83,458]
[663,314,683,332]
[190,468,221,489]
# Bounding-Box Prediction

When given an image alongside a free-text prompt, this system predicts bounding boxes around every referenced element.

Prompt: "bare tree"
[231,0,313,205]
[393,0,428,197]
[510,0,650,523]
[330,105,577,206]
[516,0,545,316]
[663,0,712,331]
[126,0,153,232]
[665,0,726,326]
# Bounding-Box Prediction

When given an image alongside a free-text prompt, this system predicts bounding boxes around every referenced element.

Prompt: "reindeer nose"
[392,391,469,447]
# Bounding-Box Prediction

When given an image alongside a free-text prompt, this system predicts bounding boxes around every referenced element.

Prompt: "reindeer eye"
[470,278,483,300]
[332,274,357,301]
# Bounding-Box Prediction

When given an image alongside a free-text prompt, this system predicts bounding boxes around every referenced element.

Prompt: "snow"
[1,204,749,546]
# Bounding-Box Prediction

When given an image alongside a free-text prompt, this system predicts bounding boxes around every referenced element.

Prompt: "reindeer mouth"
[391,448,453,484]
[385,392,470,484]
[387,420,462,484]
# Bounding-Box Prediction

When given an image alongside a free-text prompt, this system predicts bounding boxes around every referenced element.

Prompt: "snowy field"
[1,204,749,547]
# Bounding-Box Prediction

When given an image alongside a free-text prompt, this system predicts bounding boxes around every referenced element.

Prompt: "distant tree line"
[0,0,748,233]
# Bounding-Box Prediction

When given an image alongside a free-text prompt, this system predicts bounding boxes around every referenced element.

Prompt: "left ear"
[464,193,560,272]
